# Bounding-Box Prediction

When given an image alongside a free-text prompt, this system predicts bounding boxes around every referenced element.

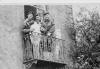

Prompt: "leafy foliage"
[69,8,100,69]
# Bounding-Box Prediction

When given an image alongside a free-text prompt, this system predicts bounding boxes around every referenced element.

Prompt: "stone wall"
[0,5,25,69]
[48,5,73,66]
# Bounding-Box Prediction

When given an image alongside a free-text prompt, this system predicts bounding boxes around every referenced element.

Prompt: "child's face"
[28,13,33,19]
[36,16,41,20]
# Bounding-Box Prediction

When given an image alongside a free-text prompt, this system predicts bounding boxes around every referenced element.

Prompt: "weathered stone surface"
[0,5,25,69]
[48,5,73,66]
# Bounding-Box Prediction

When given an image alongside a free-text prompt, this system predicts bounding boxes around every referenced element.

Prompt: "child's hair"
[27,11,35,20]
[28,11,33,15]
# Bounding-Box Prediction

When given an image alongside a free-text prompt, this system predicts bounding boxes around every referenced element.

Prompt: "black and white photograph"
[0,2,100,69]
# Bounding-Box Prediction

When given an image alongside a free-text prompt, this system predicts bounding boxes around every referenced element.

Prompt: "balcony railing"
[23,32,66,64]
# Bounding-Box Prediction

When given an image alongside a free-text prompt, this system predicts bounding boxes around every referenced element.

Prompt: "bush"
[69,8,100,69]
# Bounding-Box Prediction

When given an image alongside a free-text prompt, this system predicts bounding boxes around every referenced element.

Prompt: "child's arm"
[22,29,30,32]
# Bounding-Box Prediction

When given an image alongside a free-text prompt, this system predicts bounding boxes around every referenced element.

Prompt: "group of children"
[23,11,55,60]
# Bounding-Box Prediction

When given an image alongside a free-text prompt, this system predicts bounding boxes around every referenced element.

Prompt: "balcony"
[23,32,66,65]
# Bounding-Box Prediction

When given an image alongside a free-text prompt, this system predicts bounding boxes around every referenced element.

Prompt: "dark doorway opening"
[24,5,37,20]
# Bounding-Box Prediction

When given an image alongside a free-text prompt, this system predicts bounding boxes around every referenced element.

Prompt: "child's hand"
[47,32,51,36]
[22,29,30,32]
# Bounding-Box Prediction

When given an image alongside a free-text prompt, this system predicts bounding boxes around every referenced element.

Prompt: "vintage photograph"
[0,4,100,69]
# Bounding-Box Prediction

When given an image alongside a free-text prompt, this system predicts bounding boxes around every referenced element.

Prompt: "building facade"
[0,5,73,69]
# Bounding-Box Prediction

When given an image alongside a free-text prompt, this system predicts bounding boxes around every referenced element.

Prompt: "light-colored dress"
[30,22,41,59]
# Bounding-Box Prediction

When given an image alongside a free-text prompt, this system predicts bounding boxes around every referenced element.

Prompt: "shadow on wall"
[30,60,66,69]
